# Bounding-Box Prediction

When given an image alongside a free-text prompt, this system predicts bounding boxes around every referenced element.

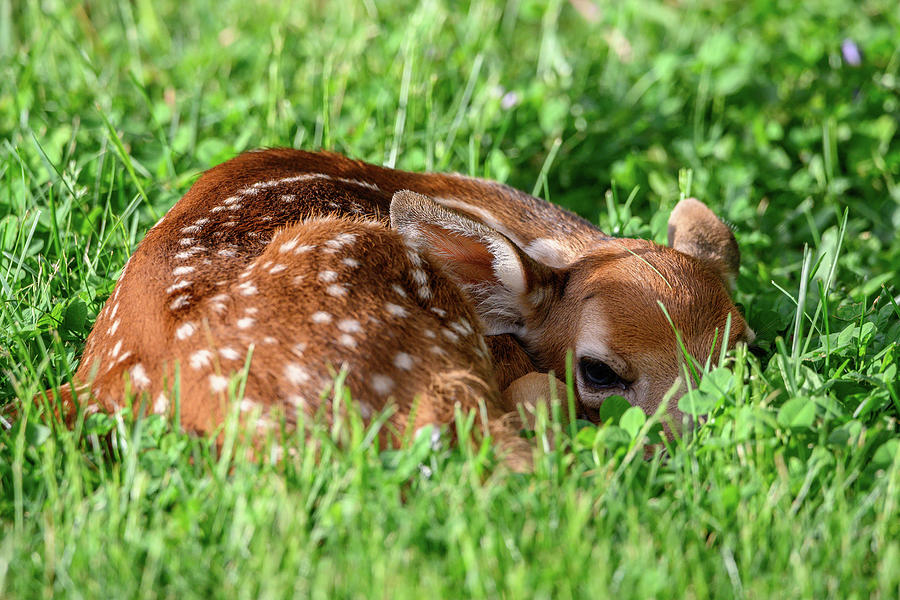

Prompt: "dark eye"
[580,358,627,389]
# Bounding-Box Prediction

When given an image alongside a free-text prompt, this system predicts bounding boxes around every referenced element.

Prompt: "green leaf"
[620,406,646,440]
[872,439,900,469]
[777,397,816,430]
[598,395,631,425]
[62,299,87,334]
[699,367,734,398]
[677,389,719,416]
[25,422,51,447]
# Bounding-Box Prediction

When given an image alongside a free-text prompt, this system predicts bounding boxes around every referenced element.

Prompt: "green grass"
[2,0,900,597]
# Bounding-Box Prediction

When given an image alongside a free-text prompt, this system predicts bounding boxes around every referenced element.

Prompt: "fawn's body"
[51,149,751,463]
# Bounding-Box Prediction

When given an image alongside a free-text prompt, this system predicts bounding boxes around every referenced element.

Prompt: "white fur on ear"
[390,190,546,336]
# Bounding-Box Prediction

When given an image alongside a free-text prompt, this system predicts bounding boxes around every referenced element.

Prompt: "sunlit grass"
[2,0,899,597]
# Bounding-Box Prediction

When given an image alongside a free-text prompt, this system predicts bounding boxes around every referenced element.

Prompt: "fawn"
[38,149,751,465]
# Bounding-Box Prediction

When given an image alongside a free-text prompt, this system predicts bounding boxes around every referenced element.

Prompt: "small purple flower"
[841,39,861,67]
[501,91,520,110]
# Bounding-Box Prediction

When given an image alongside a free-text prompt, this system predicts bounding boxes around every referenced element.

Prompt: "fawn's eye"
[579,358,628,390]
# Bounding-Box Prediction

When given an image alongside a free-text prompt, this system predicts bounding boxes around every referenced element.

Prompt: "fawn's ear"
[667,198,740,291]
[391,190,560,337]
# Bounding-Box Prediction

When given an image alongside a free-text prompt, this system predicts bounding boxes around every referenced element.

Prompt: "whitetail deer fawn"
[40,149,750,465]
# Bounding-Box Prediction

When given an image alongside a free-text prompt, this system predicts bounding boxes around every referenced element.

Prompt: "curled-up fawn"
[39,149,751,467]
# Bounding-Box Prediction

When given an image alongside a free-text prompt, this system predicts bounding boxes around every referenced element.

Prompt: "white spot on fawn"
[326,284,346,297]
[371,375,394,395]
[209,374,228,392]
[339,334,357,348]
[166,280,192,293]
[237,281,258,296]
[181,225,201,234]
[391,284,408,298]
[109,319,120,335]
[342,257,360,268]
[385,302,407,318]
[153,393,168,414]
[279,239,299,253]
[220,347,240,361]
[311,311,332,324]
[318,270,338,283]
[237,317,255,329]
[175,321,196,340]
[285,363,310,385]
[170,295,191,310]
[173,266,195,276]
[338,319,362,333]
[393,353,414,370]
[430,307,447,318]
[130,364,150,389]
[269,264,287,274]
[190,349,213,370]
[179,238,195,246]
[109,340,123,358]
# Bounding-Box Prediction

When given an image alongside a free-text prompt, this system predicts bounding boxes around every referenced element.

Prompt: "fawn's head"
[392,191,751,426]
